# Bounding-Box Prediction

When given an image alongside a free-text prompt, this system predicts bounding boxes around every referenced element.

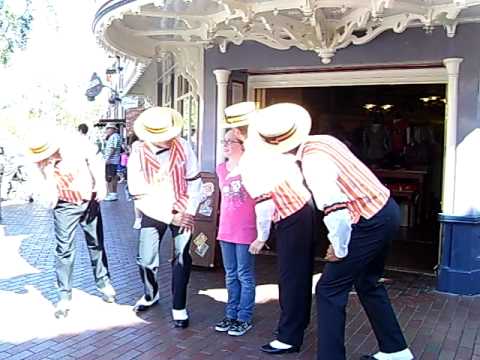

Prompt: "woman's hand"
[249,239,266,255]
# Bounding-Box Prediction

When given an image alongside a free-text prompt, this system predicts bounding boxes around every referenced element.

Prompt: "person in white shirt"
[248,103,413,360]
[26,126,116,319]
[233,104,315,355]
[127,107,201,328]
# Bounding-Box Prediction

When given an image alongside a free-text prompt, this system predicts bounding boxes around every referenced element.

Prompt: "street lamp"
[85,72,121,104]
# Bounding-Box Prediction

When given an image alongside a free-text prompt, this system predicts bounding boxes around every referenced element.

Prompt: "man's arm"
[127,142,148,197]
[302,151,352,259]
[249,197,275,255]
[84,138,107,201]
[183,140,201,216]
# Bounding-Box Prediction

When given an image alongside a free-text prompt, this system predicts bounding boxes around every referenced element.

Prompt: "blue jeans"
[220,241,256,322]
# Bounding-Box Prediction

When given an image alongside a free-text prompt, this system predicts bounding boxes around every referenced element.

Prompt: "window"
[156,54,199,155]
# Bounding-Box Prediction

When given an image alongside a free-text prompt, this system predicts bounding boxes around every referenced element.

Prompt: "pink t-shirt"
[216,162,257,244]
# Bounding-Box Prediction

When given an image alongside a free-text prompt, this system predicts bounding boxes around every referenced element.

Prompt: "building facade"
[93,0,480,293]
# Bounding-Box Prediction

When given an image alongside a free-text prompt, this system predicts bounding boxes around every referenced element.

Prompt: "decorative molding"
[442,57,464,215]
[93,0,480,65]
[248,67,448,89]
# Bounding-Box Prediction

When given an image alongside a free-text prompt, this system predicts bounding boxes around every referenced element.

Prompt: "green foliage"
[0,0,33,65]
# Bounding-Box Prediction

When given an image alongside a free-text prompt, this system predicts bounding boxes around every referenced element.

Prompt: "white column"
[442,58,463,215]
[213,69,231,166]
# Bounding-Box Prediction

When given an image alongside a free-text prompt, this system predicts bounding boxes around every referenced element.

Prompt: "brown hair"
[231,126,248,142]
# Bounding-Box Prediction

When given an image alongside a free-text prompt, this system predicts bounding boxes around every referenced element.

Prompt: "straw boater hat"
[26,128,61,163]
[134,106,184,143]
[223,102,257,128]
[249,103,312,153]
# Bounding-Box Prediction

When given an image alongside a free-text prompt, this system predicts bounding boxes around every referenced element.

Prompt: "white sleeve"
[29,164,58,209]
[302,151,352,258]
[84,138,106,194]
[302,152,347,210]
[127,143,147,196]
[323,209,352,258]
[184,141,201,215]
[255,199,275,242]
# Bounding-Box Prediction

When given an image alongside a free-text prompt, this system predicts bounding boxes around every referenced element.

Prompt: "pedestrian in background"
[103,124,122,201]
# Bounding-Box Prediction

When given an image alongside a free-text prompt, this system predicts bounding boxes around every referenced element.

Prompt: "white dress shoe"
[98,283,116,303]
[133,293,159,312]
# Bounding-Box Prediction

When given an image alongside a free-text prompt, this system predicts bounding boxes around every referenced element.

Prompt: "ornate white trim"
[247,67,448,98]
[93,0,480,65]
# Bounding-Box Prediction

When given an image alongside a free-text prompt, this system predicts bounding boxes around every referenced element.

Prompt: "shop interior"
[260,83,446,273]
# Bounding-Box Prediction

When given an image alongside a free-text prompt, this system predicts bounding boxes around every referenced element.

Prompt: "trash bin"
[437,214,480,295]
[0,163,3,221]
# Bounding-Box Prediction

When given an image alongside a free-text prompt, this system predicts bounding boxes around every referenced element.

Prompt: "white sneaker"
[98,283,116,303]
[133,293,159,312]
[54,299,71,319]
[104,193,118,201]
[132,218,142,230]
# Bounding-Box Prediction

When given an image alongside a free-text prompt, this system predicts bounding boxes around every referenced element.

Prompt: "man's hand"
[94,189,107,202]
[172,212,195,233]
[324,245,344,262]
[249,239,266,255]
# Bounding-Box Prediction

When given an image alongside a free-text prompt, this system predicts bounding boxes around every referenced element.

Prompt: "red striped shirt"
[140,139,188,212]
[53,168,84,204]
[271,180,311,222]
[299,136,389,223]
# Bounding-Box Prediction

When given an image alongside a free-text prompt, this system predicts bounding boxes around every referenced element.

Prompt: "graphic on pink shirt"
[216,162,257,245]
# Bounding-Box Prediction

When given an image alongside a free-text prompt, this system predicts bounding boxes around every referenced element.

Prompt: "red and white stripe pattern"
[300,135,390,223]
[169,139,188,212]
[271,180,311,222]
[53,168,84,204]
[139,143,161,184]
[140,139,188,212]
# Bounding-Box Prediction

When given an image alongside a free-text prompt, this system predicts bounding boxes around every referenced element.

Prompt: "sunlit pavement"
[1,192,480,359]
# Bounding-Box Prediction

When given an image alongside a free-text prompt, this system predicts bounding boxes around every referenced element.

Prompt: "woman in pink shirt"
[215,126,257,337]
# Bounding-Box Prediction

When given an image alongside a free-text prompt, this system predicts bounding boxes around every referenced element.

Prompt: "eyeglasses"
[221,140,243,146]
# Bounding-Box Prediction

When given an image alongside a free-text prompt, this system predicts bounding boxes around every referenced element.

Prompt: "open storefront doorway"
[257,83,446,273]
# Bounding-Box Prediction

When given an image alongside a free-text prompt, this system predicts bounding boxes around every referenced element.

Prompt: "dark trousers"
[53,200,111,301]
[275,202,315,347]
[137,214,192,310]
[316,198,408,360]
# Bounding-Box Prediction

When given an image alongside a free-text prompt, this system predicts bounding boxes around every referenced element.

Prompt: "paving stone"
[0,192,477,359]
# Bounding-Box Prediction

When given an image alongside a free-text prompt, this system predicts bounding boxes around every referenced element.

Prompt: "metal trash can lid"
[438,213,480,224]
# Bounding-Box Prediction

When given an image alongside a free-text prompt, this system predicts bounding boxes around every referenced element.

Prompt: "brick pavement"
[1,191,480,359]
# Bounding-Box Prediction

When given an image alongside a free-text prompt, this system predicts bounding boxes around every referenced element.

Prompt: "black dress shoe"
[173,319,189,328]
[260,343,300,354]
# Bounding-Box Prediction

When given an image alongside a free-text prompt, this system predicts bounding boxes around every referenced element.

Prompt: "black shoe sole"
[133,300,159,312]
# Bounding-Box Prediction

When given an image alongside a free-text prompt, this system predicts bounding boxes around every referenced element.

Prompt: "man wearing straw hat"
[227,103,316,354]
[26,126,116,319]
[248,103,413,360]
[128,107,201,328]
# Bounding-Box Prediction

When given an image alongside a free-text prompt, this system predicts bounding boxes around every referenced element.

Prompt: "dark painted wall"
[201,23,480,172]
